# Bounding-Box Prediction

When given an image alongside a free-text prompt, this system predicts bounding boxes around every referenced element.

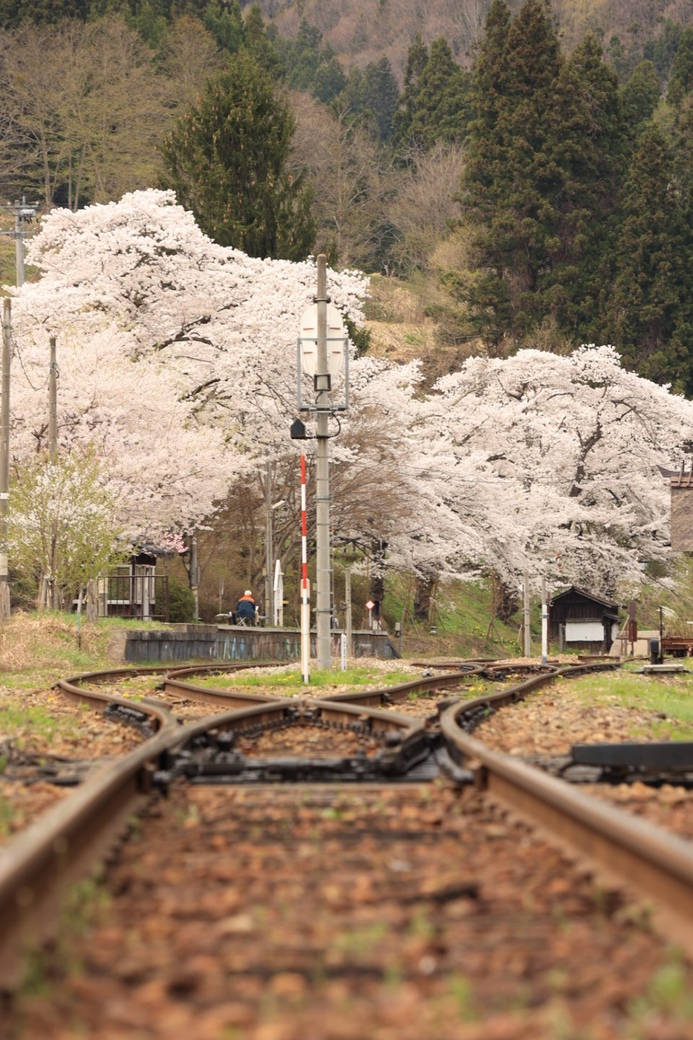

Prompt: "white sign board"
[299,303,345,378]
[273,559,283,627]
[565,621,603,642]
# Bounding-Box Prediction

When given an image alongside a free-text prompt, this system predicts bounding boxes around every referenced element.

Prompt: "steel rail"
[316,661,567,709]
[440,663,693,954]
[0,672,430,990]
[159,675,279,708]
[318,667,486,707]
[9,655,687,994]
[0,704,179,990]
[165,696,427,745]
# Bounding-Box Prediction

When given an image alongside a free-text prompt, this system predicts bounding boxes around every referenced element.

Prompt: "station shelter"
[96,547,170,622]
[549,586,621,655]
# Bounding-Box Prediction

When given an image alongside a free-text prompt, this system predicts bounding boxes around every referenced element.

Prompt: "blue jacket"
[236,596,256,619]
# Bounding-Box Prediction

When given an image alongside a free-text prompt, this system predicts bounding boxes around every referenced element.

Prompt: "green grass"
[0,696,86,746]
[564,670,693,739]
[193,665,421,693]
[380,573,527,659]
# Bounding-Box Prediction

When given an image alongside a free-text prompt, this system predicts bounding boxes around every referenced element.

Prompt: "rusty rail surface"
[0,663,427,989]
[440,662,693,953]
[6,657,693,988]
[0,703,179,989]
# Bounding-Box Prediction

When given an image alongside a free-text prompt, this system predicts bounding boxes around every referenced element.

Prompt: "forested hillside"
[267,0,693,77]
[2,0,693,391]
[5,0,693,617]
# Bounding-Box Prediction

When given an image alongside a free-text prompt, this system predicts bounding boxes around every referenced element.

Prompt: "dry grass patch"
[0,611,104,674]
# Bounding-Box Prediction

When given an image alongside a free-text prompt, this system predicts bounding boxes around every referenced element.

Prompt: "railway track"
[3,657,693,1032]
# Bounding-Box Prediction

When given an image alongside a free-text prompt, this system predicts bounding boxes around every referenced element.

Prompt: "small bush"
[168,578,195,623]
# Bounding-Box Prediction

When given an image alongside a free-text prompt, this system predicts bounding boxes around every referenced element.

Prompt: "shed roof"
[550,585,620,610]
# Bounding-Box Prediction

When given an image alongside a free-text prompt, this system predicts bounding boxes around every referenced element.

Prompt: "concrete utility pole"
[264,461,273,625]
[0,199,37,287]
[189,532,199,621]
[344,568,352,665]
[0,300,11,619]
[523,570,531,658]
[15,204,25,288]
[48,336,57,458]
[315,255,332,670]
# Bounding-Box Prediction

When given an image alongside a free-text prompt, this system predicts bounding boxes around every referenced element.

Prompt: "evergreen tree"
[668,26,693,106]
[0,0,91,21]
[126,0,167,48]
[338,66,367,120]
[620,60,661,134]
[643,19,681,81]
[606,33,638,83]
[242,3,281,75]
[160,52,316,260]
[275,17,346,104]
[603,125,693,392]
[459,0,566,345]
[393,37,470,153]
[202,0,244,53]
[393,35,428,146]
[362,57,399,142]
[458,4,625,347]
[312,56,347,105]
[404,38,470,151]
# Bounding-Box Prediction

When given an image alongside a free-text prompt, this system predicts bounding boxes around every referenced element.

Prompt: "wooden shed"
[549,586,621,654]
[97,547,170,621]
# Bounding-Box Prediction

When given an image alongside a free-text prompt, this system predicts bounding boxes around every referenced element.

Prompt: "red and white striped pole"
[300,454,310,683]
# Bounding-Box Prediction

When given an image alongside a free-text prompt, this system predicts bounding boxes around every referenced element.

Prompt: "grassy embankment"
[567,663,693,741]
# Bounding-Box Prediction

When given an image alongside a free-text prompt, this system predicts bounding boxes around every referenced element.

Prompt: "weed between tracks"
[191,663,423,696]
[562,672,693,741]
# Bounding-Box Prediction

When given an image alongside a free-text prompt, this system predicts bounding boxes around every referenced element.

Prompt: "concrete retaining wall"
[118,625,399,664]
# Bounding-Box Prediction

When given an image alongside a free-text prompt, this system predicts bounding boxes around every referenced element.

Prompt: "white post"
[264,461,273,624]
[345,568,352,664]
[340,632,347,671]
[273,558,283,627]
[14,202,24,288]
[48,336,57,458]
[300,455,310,683]
[0,299,11,619]
[541,580,548,665]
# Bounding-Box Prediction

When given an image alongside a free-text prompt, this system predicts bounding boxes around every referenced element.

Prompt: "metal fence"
[102,574,169,622]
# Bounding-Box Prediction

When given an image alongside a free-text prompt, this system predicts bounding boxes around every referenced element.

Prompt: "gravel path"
[5,782,692,1040]
[0,685,146,841]
[474,676,693,839]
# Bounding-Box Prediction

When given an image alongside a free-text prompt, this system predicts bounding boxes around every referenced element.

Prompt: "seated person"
[236,590,257,623]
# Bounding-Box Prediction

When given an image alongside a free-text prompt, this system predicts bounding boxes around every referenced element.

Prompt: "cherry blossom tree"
[8,448,126,608]
[10,189,367,545]
[419,345,693,594]
[11,189,693,607]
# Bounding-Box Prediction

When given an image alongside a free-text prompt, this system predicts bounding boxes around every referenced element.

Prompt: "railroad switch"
[149,725,475,789]
[530,742,693,788]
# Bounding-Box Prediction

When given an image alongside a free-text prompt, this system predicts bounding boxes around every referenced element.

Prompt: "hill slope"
[263,0,689,78]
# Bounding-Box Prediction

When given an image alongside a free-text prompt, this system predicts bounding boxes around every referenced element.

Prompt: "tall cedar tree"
[668,26,693,106]
[402,38,471,151]
[620,60,662,134]
[361,57,399,142]
[160,52,316,260]
[603,124,693,393]
[459,0,623,348]
[561,33,624,335]
[393,35,429,148]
